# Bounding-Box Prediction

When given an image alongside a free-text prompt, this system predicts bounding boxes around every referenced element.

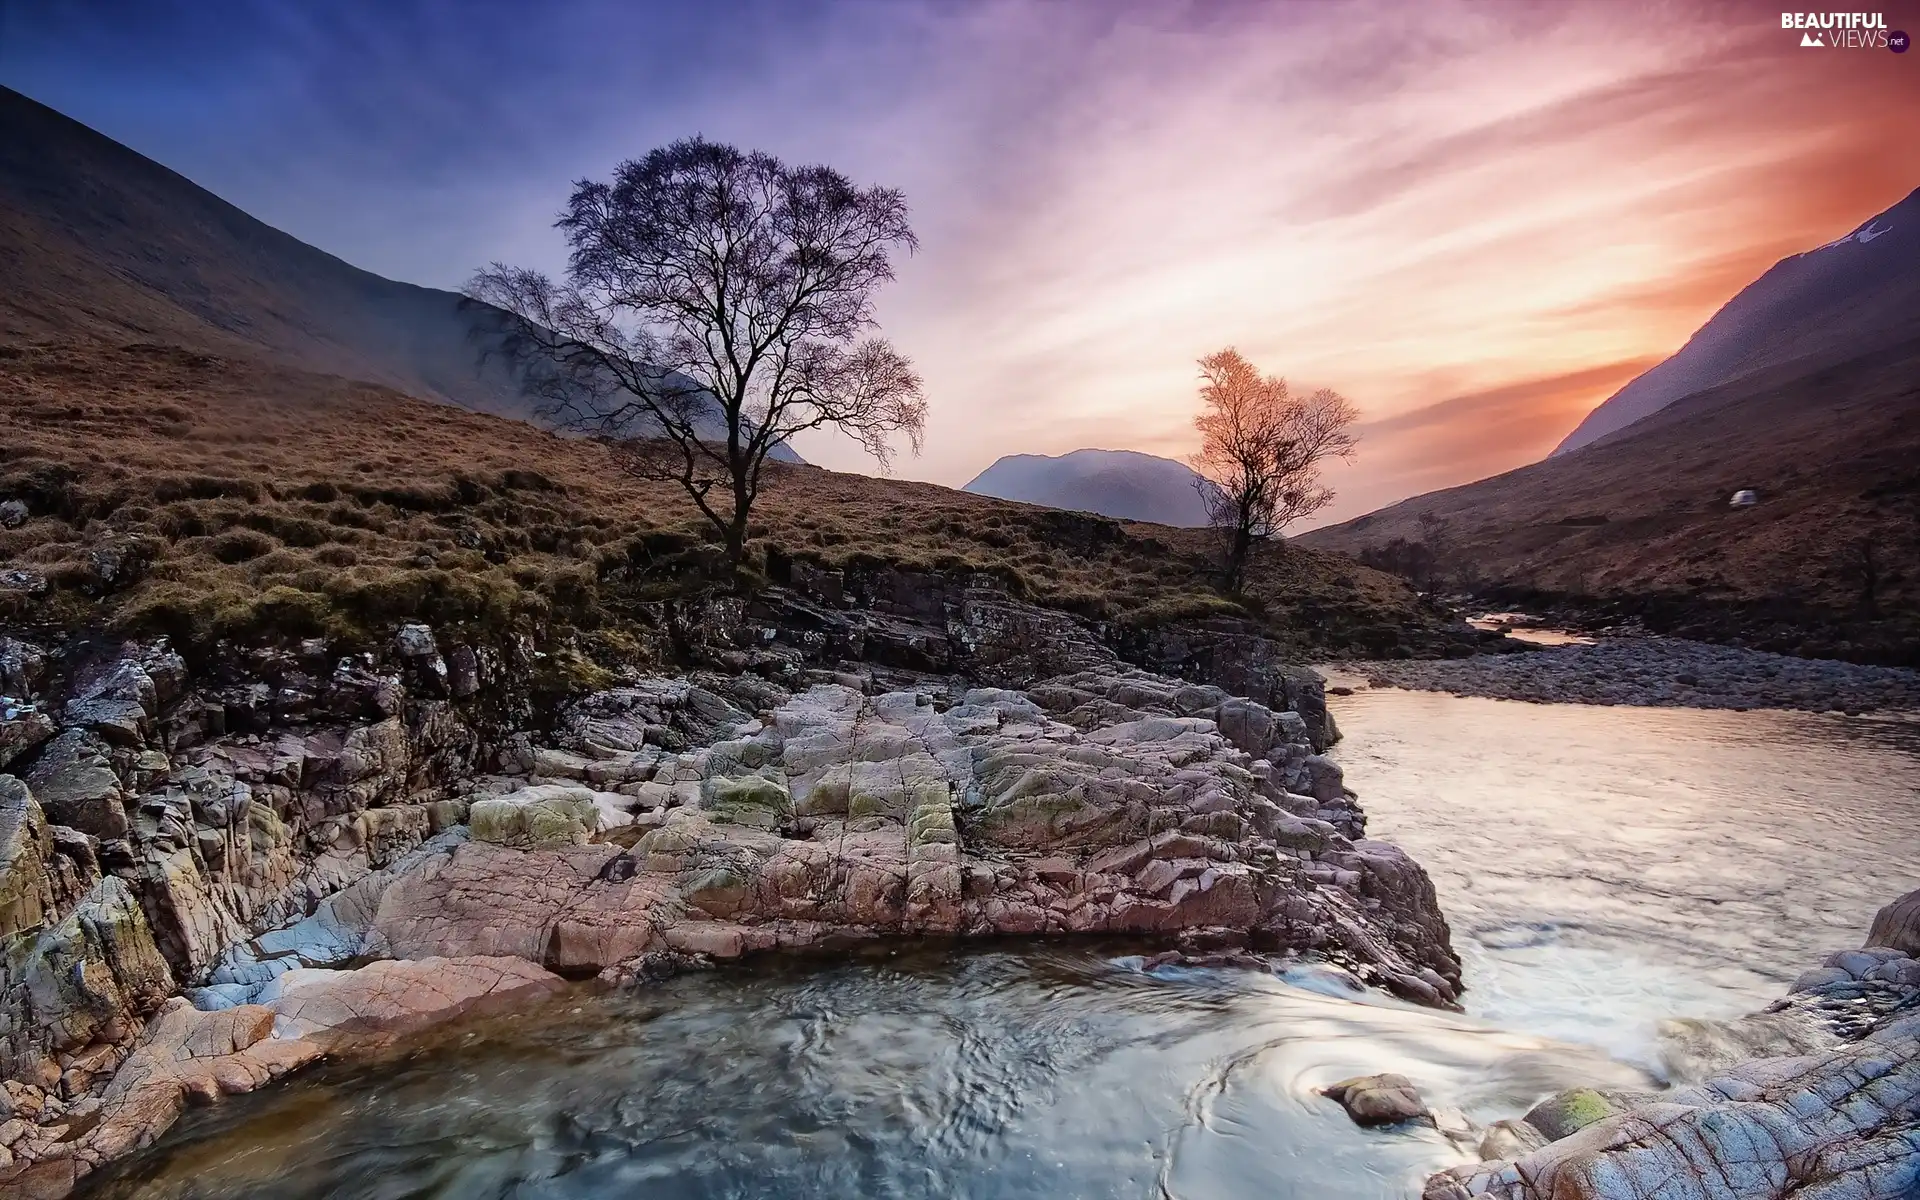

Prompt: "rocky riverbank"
[0,615,1457,1195]
[1341,636,1920,713]
[1419,885,1920,1200]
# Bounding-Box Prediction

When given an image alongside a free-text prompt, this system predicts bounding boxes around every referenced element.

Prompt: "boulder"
[446,645,481,698]
[705,775,792,828]
[393,624,439,659]
[1866,888,1920,956]
[1522,1088,1621,1141]
[62,650,180,747]
[1321,1072,1428,1126]
[0,640,47,699]
[1824,948,1889,978]
[469,785,600,849]
[320,718,412,810]
[1302,754,1348,803]
[19,730,127,840]
[1791,965,1854,993]
[0,708,53,773]
[1868,957,1920,987]
[1478,1118,1549,1161]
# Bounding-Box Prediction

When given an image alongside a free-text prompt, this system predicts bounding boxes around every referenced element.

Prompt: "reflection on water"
[1330,689,1920,1063]
[81,693,1920,1199]
[86,946,1647,1200]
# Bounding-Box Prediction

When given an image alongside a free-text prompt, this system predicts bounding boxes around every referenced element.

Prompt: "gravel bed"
[1334,637,1920,713]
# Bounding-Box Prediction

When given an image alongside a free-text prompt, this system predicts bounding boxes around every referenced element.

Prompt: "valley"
[1,27,1917,1200]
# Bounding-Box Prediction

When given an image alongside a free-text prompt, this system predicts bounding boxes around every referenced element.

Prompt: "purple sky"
[5,0,1916,525]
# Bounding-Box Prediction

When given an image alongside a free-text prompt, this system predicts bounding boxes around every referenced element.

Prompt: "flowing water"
[1330,684,1920,1065]
[86,687,1920,1200]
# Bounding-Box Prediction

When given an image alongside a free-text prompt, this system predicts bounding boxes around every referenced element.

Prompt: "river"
[84,687,1920,1199]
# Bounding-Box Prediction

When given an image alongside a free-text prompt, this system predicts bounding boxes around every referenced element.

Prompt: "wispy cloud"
[1329,357,1663,514]
[3,0,1914,525]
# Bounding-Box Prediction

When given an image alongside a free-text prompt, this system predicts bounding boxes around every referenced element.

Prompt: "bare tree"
[469,138,927,570]
[1188,348,1359,591]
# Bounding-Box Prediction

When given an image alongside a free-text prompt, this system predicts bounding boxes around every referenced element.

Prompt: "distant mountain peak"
[962,447,1211,527]
[1553,185,1919,456]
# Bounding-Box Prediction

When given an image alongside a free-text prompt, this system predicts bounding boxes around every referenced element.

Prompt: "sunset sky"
[4,0,1917,526]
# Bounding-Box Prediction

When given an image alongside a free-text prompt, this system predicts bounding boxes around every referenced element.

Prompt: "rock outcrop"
[195,674,1460,1001]
[1,954,562,1193]
[1425,890,1920,1200]
[0,629,1456,1194]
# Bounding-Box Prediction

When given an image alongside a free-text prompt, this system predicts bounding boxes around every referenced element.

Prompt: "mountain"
[0,84,537,416]
[962,449,1212,527]
[1301,191,1920,665]
[0,85,798,460]
[1556,187,1920,454]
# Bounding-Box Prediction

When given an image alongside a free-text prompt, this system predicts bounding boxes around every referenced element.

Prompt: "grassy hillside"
[0,339,1455,668]
[1300,337,1920,664]
[0,85,540,422]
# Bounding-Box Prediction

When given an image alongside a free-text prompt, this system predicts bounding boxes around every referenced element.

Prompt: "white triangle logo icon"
[1800,30,1824,46]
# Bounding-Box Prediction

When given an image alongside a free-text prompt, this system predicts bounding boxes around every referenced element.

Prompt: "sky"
[3,0,1917,526]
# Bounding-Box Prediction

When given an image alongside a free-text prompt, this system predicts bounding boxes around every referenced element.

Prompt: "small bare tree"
[1189,348,1359,591]
[469,138,927,570]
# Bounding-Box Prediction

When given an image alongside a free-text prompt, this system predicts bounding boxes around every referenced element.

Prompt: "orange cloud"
[788,0,1920,526]
[1314,357,1663,525]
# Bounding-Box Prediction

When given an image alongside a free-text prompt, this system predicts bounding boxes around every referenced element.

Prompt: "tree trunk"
[721,495,752,577]
[1225,521,1254,593]
[725,442,752,575]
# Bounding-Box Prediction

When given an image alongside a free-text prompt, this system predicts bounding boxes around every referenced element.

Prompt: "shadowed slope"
[0,85,798,464]
[0,84,539,419]
[1301,337,1920,662]
[1555,187,1920,455]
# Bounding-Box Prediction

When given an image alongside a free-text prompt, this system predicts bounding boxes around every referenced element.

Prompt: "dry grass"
[0,340,1444,663]
[1301,335,1920,663]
